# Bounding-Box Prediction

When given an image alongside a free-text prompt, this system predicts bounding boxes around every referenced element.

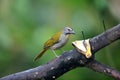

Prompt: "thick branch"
[0,50,86,80]
[90,24,120,53]
[0,24,120,80]
[86,60,120,79]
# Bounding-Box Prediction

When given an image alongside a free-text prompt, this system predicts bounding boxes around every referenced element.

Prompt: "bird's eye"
[68,28,71,31]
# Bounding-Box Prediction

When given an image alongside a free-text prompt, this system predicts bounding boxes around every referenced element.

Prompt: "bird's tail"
[33,49,47,61]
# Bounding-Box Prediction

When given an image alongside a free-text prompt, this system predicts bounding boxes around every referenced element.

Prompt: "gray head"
[63,27,75,35]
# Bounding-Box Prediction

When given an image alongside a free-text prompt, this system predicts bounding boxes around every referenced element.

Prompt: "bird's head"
[63,27,75,35]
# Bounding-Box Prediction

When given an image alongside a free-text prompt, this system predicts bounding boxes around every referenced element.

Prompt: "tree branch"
[90,24,120,53]
[86,60,120,79]
[0,24,120,80]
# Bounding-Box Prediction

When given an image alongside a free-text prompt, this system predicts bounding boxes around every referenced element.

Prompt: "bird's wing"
[44,31,62,49]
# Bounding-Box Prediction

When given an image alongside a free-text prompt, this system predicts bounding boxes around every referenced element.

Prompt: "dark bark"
[86,60,120,79]
[90,24,120,53]
[0,24,120,80]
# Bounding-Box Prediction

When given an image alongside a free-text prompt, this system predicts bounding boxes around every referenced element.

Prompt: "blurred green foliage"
[0,0,120,80]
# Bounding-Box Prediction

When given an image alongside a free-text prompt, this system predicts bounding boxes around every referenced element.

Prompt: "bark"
[86,60,120,79]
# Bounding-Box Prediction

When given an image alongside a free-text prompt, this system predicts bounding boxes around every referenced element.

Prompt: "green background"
[0,0,120,80]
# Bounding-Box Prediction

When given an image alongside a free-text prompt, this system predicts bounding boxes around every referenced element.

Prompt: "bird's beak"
[71,31,75,34]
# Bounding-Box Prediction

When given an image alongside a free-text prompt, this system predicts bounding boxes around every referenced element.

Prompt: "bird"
[34,27,75,61]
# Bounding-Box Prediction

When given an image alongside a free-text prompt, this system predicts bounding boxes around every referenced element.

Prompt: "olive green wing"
[44,31,62,49]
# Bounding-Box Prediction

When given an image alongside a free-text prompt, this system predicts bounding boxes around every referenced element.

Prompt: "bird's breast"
[50,34,70,50]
